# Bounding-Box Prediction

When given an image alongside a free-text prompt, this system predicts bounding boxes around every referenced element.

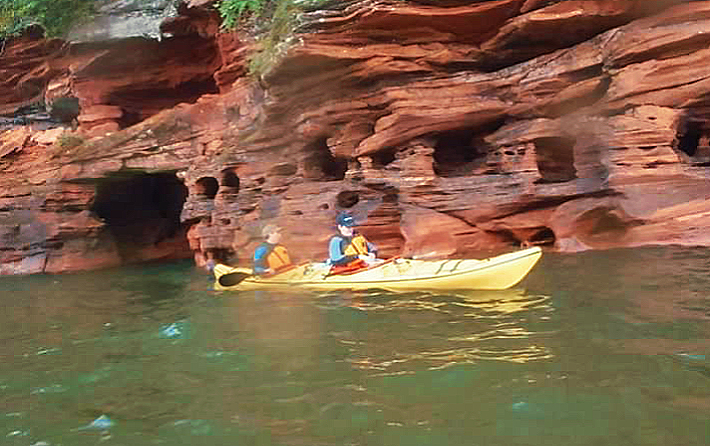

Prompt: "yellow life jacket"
[343,234,370,256]
[266,245,291,272]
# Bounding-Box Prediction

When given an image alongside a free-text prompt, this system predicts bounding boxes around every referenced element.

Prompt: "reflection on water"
[1,248,710,445]
[325,289,553,374]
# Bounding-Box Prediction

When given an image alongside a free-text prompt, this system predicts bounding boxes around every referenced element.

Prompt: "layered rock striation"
[2,0,710,274]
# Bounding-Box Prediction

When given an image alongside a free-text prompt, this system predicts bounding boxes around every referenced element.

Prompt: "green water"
[1,247,709,445]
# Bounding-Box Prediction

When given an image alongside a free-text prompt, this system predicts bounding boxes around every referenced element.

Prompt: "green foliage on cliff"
[216,0,331,31]
[0,0,94,39]
[56,131,85,150]
[216,0,311,77]
[247,0,298,76]
[216,0,267,30]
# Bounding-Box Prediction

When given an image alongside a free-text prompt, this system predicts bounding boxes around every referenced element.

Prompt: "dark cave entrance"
[675,113,710,163]
[371,148,397,169]
[221,168,240,191]
[91,171,191,262]
[109,78,220,128]
[533,137,577,183]
[529,227,556,247]
[432,128,487,177]
[302,137,348,181]
[195,176,219,199]
[336,190,360,208]
[676,116,702,157]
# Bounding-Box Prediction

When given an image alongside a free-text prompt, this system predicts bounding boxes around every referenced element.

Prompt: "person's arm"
[365,239,378,257]
[253,245,270,274]
[329,237,357,266]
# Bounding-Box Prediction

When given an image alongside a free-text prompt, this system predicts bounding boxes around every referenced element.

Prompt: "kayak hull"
[214,246,542,292]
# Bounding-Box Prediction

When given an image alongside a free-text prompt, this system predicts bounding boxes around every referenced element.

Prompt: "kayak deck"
[214,246,542,292]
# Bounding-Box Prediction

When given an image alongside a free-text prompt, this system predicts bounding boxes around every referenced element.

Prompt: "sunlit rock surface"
[2,0,710,274]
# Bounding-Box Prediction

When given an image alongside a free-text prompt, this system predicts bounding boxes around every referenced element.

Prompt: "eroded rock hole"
[433,129,486,177]
[207,248,233,264]
[110,78,219,128]
[383,192,399,203]
[529,227,556,246]
[303,137,347,181]
[489,229,521,246]
[91,172,190,261]
[336,191,360,208]
[676,117,703,158]
[371,149,397,168]
[221,169,240,191]
[196,176,219,199]
[533,137,577,183]
[581,208,629,236]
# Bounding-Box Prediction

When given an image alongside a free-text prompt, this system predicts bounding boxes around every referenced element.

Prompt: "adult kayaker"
[328,213,378,273]
[253,224,292,275]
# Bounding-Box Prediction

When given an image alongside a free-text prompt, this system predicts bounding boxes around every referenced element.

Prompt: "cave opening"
[196,176,219,199]
[109,78,220,128]
[676,117,703,158]
[529,227,556,246]
[432,128,487,177]
[91,171,190,262]
[371,148,397,169]
[303,137,348,181]
[221,169,240,192]
[533,137,577,183]
[336,190,360,208]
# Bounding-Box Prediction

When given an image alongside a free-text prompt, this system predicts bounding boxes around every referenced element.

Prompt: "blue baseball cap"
[336,213,356,227]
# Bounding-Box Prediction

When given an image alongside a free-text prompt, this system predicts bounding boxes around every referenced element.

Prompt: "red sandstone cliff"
[2,0,710,275]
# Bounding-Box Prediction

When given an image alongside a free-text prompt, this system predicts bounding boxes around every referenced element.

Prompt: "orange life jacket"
[343,234,370,256]
[330,234,372,275]
[266,245,291,272]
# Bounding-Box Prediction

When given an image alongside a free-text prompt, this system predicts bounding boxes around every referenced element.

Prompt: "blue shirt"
[328,234,377,266]
[253,242,275,274]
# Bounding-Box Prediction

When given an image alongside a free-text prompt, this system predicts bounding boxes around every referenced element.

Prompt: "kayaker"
[253,224,292,275]
[328,213,378,272]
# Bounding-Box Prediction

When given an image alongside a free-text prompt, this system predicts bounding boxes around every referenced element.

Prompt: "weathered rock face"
[67,0,178,42]
[2,0,710,275]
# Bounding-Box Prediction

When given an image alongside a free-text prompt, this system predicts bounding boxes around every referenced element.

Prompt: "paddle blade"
[218,271,252,287]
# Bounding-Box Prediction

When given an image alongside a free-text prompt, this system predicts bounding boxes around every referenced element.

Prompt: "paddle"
[217,262,307,287]
[218,270,252,287]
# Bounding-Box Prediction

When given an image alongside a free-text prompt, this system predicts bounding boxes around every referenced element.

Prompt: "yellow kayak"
[213,246,542,292]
